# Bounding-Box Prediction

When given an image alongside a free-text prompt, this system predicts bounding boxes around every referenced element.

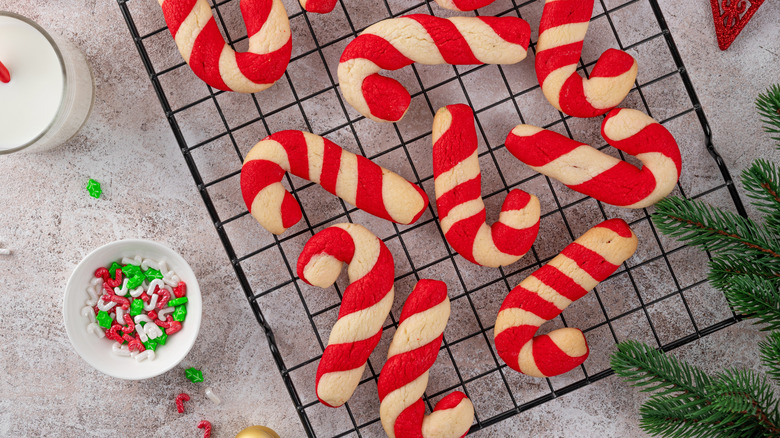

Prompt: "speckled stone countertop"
[0,1,778,437]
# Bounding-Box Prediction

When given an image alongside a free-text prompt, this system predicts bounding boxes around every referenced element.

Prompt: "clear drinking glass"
[0,11,95,154]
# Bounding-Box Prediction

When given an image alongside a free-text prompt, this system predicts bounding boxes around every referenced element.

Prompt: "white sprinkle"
[205,387,221,405]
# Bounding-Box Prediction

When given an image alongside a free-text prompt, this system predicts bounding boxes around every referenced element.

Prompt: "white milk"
[0,13,93,153]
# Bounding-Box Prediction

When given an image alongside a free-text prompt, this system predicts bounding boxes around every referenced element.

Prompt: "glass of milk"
[0,11,95,154]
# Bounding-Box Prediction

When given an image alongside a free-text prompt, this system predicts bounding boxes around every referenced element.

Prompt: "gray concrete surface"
[0,0,777,437]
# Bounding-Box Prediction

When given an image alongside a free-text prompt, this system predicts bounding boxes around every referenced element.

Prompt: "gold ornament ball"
[235,425,280,438]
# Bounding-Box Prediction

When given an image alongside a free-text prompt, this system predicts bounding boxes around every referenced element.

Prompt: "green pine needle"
[639,395,721,438]
[721,275,780,331]
[756,84,780,149]
[652,197,780,264]
[611,340,711,397]
[759,332,780,385]
[708,254,780,293]
[708,368,780,435]
[742,159,780,231]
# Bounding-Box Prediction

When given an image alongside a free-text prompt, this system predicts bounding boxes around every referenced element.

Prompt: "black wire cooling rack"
[117,0,748,435]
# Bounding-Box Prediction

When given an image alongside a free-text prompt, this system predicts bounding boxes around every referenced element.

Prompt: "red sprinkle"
[197,420,212,438]
[122,314,135,333]
[157,316,183,335]
[106,324,124,343]
[157,288,172,309]
[147,310,158,320]
[175,393,190,413]
[173,282,187,298]
[105,269,123,288]
[0,60,10,84]
[94,267,110,280]
[102,293,130,310]
[126,334,145,352]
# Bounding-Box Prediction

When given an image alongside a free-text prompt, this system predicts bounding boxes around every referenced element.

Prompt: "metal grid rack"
[117,0,747,435]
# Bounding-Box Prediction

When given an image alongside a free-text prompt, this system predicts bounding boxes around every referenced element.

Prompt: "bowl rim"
[63,239,201,380]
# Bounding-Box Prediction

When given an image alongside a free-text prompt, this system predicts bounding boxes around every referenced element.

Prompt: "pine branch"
[611,341,711,397]
[708,368,780,436]
[640,395,725,438]
[742,159,780,231]
[756,84,780,149]
[652,197,780,264]
[759,332,780,385]
[721,275,780,331]
[708,254,780,292]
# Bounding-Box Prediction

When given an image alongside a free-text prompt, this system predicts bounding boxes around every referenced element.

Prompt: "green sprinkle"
[185,367,203,383]
[144,268,163,280]
[156,328,168,345]
[122,264,142,278]
[96,310,112,329]
[109,262,122,279]
[173,305,187,322]
[168,297,188,307]
[129,299,144,317]
[127,274,144,289]
[86,179,102,198]
[143,339,158,352]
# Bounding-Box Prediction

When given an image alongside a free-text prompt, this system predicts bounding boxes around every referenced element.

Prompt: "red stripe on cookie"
[478,16,531,48]
[532,332,589,377]
[161,0,198,36]
[339,34,413,68]
[240,159,285,211]
[407,15,481,65]
[188,19,230,91]
[319,138,343,194]
[560,243,621,282]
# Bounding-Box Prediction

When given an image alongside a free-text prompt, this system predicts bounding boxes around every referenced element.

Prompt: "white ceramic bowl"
[63,239,202,380]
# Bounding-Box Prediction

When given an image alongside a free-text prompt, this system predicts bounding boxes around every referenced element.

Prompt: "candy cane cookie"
[159,0,291,93]
[338,15,531,122]
[241,131,429,235]
[297,223,395,408]
[494,218,637,377]
[536,0,638,118]
[433,104,540,267]
[378,279,474,438]
[505,108,681,208]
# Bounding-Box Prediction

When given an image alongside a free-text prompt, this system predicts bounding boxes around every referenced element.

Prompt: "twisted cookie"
[297,223,395,407]
[338,15,531,122]
[505,108,681,208]
[378,279,474,438]
[159,0,291,93]
[433,104,540,267]
[241,130,428,235]
[494,218,637,377]
[536,0,638,117]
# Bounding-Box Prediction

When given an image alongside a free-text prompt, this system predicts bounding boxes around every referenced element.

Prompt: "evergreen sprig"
[722,275,780,331]
[612,86,780,438]
[743,159,780,230]
[759,332,780,384]
[651,196,780,264]
[756,84,780,149]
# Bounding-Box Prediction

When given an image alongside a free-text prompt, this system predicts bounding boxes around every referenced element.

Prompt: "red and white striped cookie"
[494,218,637,377]
[378,279,474,438]
[536,0,638,118]
[241,130,429,235]
[338,15,531,123]
[297,223,395,408]
[433,0,495,12]
[433,104,540,267]
[159,0,291,93]
[505,108,682,209]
